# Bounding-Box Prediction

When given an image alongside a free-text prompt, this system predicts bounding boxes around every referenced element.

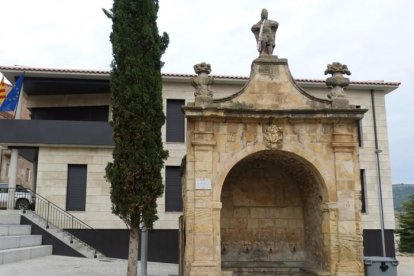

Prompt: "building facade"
[0,81,34,189]
[0,63,399,263]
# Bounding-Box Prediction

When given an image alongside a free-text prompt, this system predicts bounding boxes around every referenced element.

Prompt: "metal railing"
[30,190,91,228]
[0,187,99,258]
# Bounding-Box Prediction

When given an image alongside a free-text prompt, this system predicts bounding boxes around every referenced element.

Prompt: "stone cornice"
[331,142,357,153]
[184,106,367,122]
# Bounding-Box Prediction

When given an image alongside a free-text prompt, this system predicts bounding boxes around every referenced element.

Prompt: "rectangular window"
[66,164,87,211]
[31,106,109,121]
[165,166,182,212]
[5,163,9,177]
[360,169,366,213]
[166,99,185,142]
[356,120,363,147]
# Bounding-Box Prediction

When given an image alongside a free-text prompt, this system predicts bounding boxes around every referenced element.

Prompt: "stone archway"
[182,50,366,275]
[220,150,328,275]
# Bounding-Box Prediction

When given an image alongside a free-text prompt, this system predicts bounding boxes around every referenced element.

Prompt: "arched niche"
[220,150,329,274]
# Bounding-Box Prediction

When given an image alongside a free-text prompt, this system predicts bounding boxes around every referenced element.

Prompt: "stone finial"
[251,9,279,56]
[192,62,214,107]
[194,62,211,75]
[324,62,351,76]
[324,62,351,108]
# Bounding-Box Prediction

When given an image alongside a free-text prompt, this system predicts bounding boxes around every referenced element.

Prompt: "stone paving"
[0,255,178,276]
[396,255,413,276]
[0,254,412,275]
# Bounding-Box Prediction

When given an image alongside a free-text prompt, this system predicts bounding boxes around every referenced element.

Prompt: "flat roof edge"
[0,65,401,88]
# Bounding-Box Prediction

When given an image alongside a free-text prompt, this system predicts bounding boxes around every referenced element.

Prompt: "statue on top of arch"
[251,9,279,56]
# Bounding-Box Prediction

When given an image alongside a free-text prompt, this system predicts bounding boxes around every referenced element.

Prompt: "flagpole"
[7,77,24,209]
[14,81,24,119]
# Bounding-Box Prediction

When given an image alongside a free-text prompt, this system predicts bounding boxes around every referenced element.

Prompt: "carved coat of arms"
[264,124,283,149]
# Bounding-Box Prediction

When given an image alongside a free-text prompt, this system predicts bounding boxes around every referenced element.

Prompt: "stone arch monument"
[181,10,365,276]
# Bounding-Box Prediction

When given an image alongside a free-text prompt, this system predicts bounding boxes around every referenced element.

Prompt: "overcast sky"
[0,0,412,183]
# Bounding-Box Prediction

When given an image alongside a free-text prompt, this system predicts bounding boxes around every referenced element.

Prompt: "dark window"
[31,106,109,121]
[363,229,396,257]
[165,166,182,212]
[356,120,363,147]
[360,169,366,213]
[66,164,87,211]
[166,100,185,142]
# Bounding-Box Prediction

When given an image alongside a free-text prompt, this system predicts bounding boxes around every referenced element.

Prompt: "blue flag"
[0,73,24,112]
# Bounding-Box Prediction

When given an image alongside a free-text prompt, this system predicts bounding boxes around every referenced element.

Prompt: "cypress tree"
[397,193,414,253]
[104,0,168,274]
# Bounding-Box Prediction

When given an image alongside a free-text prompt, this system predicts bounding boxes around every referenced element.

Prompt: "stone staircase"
[22,211,103,259]
[0,211,52,264]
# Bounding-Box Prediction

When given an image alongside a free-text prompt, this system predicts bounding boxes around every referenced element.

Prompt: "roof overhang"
[0,66,109,96]
[0,65,401,95]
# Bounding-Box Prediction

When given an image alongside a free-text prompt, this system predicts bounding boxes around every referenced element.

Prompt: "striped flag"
[0,73,24,112]
[0,76,6,106]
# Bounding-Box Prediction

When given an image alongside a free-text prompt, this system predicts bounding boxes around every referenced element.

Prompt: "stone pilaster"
[320,202,339,274]
[187,121,221,275]
[331,123,364,276]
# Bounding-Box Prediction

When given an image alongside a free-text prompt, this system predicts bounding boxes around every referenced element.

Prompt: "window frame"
[166,99,185,143]
[165,166,183,212]
[66,164,88,212]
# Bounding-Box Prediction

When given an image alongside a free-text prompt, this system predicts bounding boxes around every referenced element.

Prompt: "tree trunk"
[127,226,140,276]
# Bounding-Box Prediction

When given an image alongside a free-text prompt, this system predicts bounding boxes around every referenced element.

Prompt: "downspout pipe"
[371,89,387,257]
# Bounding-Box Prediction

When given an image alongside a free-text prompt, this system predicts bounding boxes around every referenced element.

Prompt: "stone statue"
[252,9,279,56]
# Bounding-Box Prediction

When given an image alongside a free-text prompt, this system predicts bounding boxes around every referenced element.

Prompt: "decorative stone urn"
[192,62,214,107]
[325,62,351,108]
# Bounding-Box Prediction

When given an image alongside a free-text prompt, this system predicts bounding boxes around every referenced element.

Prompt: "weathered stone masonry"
[182,55,366,275]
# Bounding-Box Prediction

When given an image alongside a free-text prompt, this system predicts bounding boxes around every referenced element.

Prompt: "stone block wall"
[36,147,122,229]
[35,146,185,230]
[221,159,305,264]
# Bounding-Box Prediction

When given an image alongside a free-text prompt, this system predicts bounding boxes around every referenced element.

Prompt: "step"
[0,235,42,250]
[0,245,52,264]
[0,225,31,236]
[0,214,21,225]
[229,268,302,276]
[0,210,22,215]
